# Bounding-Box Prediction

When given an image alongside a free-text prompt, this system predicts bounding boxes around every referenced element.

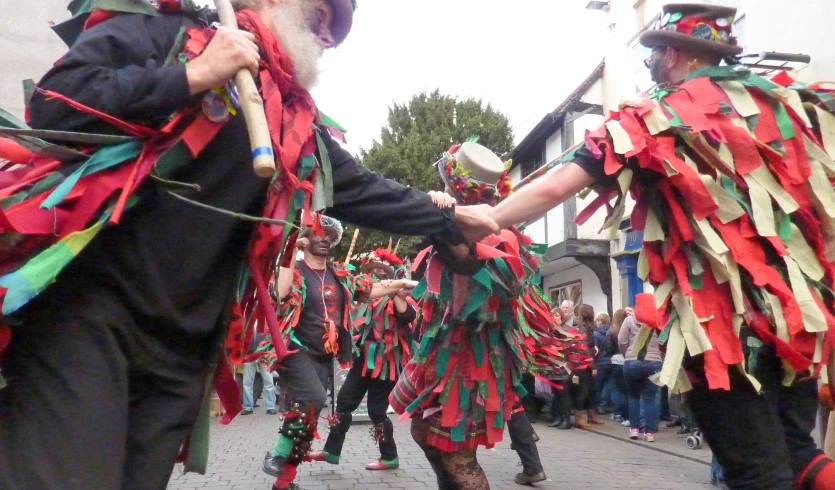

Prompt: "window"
[733,14,748,54]
[521,145,545,178]
[549,280,583,309]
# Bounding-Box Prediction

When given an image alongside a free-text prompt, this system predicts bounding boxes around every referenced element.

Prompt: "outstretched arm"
[489,162,596,230]
[276,238,307,299]
[323,133,498,243]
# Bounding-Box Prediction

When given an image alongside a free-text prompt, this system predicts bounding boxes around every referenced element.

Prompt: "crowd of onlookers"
[526,301,699,442]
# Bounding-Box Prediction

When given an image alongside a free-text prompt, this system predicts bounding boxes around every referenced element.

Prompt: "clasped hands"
[427,191,501,256]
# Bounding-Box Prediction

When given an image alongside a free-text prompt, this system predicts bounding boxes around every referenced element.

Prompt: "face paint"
[649,50,665,84]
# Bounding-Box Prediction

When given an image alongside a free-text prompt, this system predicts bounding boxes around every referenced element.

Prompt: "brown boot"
[588,410,604,425]
[574,411,591,429]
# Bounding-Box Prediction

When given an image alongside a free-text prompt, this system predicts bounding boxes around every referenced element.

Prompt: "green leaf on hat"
[669,12,683,23]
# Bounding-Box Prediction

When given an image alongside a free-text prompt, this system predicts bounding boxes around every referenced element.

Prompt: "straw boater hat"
[356,249,404,278]
[329,0,357,45]
[639,3,743,57]
[437,141,512,206]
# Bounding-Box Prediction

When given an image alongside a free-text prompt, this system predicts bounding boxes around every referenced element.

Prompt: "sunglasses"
[643,48,665,69]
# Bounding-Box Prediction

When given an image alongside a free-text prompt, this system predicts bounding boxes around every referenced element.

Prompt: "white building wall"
[543,264,608,316]
[508,166,522,186]
[544,130,563,164]
[0,3,69,119]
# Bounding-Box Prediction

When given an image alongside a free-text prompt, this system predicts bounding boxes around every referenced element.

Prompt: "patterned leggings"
[410,417,490,490]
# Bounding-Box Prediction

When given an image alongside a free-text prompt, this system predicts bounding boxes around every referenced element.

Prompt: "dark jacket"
[593,325,614,366]
[27,12,464,338]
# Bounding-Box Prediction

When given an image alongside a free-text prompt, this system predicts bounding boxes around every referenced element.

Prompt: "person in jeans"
[593,312,615,413]
[242,328,276,415]
[608,309,629,424]
[618,313,662,442]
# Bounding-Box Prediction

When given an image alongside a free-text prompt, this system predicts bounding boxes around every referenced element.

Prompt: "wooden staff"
[214,0,276,178]
[344,228,360,263]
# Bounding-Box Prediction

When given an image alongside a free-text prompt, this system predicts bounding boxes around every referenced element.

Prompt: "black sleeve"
[573,145,607,182]
[394,303,416,326]
[323,133,466,245]
[28,13,198,135]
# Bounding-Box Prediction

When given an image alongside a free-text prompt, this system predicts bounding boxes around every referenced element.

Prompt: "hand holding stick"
[214,0,276,178]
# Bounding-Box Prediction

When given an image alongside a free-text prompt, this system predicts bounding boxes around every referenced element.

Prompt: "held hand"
[454,204,500,242]
[427,191,457,209]
[296,237,310,250]
[186,26,260,95]
[395,288,412,299]
[398,280,419,291]
[339,361,351,370]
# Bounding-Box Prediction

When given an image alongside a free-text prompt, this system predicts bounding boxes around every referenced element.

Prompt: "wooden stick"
[214,0,276,178]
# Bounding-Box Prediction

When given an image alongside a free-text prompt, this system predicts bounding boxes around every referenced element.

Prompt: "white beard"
[269,1,324,91]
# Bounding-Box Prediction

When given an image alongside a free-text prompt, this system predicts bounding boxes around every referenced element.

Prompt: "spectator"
[608,309,629,424]
[573,304,602,428]
[560,300,577,328]
[242,327,277,415]
[618,313,662,442]
[592,313,615,414]
[548,307,573,430]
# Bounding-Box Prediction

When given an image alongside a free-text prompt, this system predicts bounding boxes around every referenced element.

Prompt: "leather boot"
[514,471,547,486]
[587,410,604,425]
[575,411,591,429]
[263,452,287,477]
[556,417,572,430]
[548,416,564,428]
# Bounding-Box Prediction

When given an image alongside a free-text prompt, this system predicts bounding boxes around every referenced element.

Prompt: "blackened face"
[305,226,338,257]
[367,266,391,280]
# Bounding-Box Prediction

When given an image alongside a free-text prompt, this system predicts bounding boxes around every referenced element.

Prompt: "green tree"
[332,89,514,263]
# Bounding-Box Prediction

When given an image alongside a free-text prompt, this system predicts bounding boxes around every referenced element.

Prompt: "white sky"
[309,0,611,154]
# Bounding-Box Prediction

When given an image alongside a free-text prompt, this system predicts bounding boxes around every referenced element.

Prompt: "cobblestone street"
[168,410,713,490]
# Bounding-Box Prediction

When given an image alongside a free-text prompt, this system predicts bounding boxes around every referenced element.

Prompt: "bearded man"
[0,1,497,489]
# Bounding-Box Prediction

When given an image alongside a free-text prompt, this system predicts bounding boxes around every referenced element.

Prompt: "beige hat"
[437,141,510,205]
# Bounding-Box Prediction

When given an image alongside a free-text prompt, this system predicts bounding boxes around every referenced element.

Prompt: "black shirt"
[25,12,463,344]
[293,262,348,362]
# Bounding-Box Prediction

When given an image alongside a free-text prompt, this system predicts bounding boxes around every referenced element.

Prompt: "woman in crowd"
[548,307,572,430]
[572,304,602,428]
[618,311,663,442]
[607,309,629,424]
[592,312,614,414]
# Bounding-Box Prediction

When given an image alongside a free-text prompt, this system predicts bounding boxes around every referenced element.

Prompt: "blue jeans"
[242,361,276,411]
[623,360,662,433]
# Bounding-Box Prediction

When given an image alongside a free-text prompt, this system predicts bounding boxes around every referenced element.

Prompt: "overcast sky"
[308,0,610,154]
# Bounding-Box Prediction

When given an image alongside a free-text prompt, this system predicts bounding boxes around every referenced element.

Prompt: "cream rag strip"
[718,80,761,118]
[813,106,835,161]
[606,120,634,155]
[642,101,672,135]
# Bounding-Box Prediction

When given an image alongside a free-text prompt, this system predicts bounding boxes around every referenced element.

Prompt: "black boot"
[548,416,564,428]
[263,451,287,477]
[677,425,691,435]
[556,418,572,430]
[515,471,547,486]
[272,484,306,490]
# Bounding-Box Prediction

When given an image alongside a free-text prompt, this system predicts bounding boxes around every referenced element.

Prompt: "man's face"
[367,266,391,280]
[561,302,573,317]
[646,47,676,85]
[268,0,333,89]
[625,307,635,317]
[305,226,337,257]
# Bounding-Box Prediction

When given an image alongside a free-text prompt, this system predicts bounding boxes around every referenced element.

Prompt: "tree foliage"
[332,89,514,262]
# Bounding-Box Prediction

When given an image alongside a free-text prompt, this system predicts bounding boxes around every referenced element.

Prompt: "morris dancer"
[309,248,415,471]
[258,215,417,490]
[0,1,499,488]
[488,4,835,488]
[390,142,571,489]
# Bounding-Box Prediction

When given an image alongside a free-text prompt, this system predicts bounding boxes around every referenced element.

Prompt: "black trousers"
[685,346,823,490]
[571,368,594,411]
[276,350,331,431]
[323,357,398,460]
[0,293,213,490]
[507,410,543,475]
[550,380,571,421]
